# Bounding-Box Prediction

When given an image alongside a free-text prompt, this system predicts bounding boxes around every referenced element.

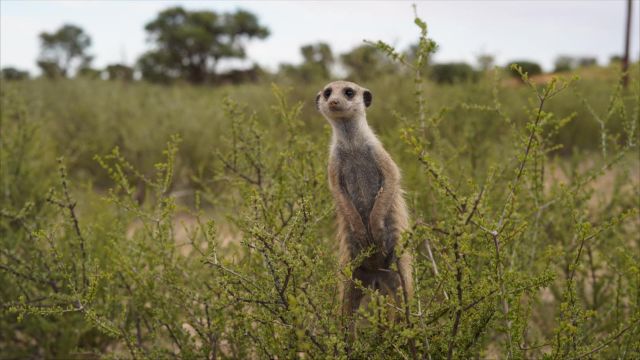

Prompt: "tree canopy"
[278,42,334,82]
[37,24,92,78]
[138,7,269,84]
[106,64,134,81]
[1,67,30,81]
[340,44,398,82]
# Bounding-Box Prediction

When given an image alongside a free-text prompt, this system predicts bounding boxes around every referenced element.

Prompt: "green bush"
[508,60,542,78]
[1,67,30,81]
[578,57,598,67]
[341,44,399,82]
[106,64,134,81]
[429,62,477,84]
[554,56,574,73]
[1,13,639,359]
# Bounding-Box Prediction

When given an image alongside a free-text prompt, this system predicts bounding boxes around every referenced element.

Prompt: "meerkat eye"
[344,88,355,99]
[323,88,332,99]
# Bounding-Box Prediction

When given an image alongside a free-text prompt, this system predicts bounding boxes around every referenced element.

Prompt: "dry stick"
[413,223,450,302]
[425,238,449,301]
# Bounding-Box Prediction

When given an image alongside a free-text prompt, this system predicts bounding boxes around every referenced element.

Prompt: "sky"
[1,0,638,75]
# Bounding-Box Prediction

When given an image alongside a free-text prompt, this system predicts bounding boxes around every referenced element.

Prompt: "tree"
[476,54,495,72]
[216,64,265,85]
[37,24,92,78]
[1,67,30,81]
[278,42,334,82]
[340,44,398,82]
[300,43,334,79]
[139,7,269,84]
[106,64,134,81]
[137,51,176,84]
[577,57,597,67]
[609,55,623,64]
[554,56,575,73]
[507,60,542,78]
[36,61,64,79]
[429,62,477,84]
[76,67,102,79]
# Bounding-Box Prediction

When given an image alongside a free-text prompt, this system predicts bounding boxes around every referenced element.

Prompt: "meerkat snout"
[316,80,373,121]
[328,98,342,112]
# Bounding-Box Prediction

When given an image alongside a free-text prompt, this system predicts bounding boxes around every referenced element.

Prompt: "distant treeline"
[0,6,625,85]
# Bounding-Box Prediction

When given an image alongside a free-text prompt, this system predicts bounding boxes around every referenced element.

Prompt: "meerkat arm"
[328,156,368,237]
[369,148,401,245]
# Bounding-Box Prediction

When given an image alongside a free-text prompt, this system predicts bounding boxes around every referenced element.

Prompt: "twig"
[446,232,464,360]
[568,319,639,360]
[423,237,449,301]
[48,158,88,289]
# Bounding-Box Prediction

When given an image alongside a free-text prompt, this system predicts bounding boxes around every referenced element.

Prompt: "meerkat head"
[316,80,372,121]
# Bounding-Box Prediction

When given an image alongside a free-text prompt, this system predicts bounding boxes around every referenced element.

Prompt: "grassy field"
[1,61,639,358]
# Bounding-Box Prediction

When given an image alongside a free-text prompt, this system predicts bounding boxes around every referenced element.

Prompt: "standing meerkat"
[316,80,413,326]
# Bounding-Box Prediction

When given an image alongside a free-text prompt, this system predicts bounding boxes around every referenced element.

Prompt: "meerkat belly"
[337,147,383,225]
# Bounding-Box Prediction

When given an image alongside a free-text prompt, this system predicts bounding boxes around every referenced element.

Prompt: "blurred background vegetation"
[1,5,637,187]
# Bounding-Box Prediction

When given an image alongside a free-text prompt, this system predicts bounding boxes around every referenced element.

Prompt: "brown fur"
[317,81,413,331]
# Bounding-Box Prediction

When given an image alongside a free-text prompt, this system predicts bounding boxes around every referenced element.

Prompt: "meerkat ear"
[315,93,321,110]
[363,90,372,107]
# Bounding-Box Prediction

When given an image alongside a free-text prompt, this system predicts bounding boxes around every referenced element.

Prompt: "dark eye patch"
[323,88,332,99]
[344,87,355,99]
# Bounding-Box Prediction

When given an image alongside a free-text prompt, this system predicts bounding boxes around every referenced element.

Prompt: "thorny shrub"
[1,10,639,360]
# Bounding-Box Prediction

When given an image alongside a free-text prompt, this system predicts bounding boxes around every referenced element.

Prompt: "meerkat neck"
[329,115,376,148]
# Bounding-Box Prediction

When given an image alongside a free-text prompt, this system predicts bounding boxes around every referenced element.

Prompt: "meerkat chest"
[336,145,383,222]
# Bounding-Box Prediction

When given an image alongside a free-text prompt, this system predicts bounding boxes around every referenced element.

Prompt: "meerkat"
[316,80,413,328]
